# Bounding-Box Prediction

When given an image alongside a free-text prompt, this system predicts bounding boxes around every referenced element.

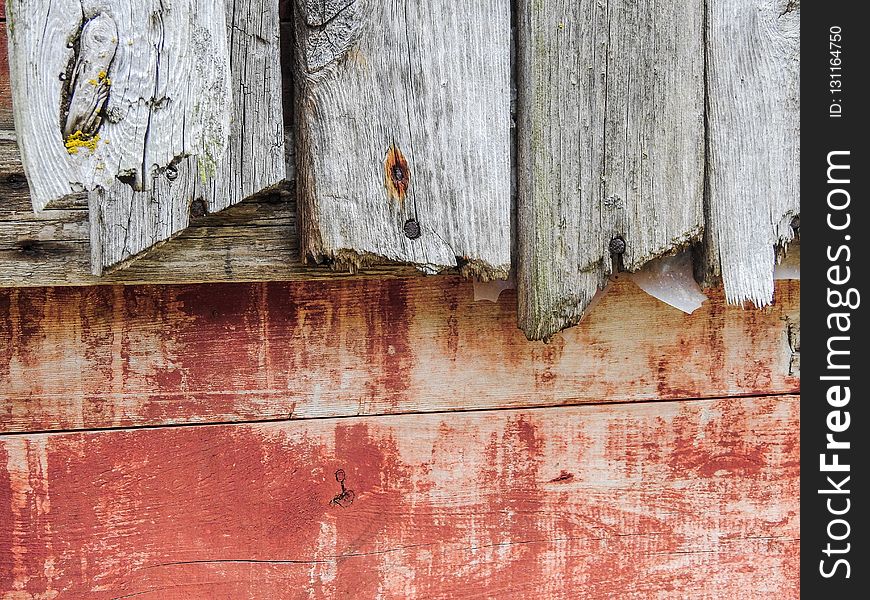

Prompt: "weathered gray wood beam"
[7,0,233,274]
[293,0,512,280]
[8,0,285,275]
[698,0,800,306]
[516,0,705,340]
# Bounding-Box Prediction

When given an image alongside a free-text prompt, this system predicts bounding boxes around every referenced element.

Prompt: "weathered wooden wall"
[1,276,799,596]
[1,3,800,597]
[0,6,406,287]
[6,0,285,275]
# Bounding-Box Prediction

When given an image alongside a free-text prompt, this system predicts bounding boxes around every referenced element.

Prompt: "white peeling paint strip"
[628,252,708,314]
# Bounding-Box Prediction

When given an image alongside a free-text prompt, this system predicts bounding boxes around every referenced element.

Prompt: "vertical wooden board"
[516,0,705,340]
[200,0,285,215]
[0,397,799,597]
[0,27,10,129]
[701,0,799,307]
[0,278,800,432]
[86,0,286,274]
[294,0,511,279]
[7,0,232,212]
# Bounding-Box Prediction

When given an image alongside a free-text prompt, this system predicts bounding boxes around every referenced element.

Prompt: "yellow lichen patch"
[65,130,101,155]
[88,71,112,87]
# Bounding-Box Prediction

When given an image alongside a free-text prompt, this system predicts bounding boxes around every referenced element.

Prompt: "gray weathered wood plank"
[87,0,286,274]
[294,0,511,280]
[516,0,705,340]
[698,0,800,306]
[6,1,232,210]
[7,0,286,276]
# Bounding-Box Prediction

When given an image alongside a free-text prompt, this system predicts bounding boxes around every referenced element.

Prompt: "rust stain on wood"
[0,279,800,433]
[384,144,410,205]
[0,397,799,597]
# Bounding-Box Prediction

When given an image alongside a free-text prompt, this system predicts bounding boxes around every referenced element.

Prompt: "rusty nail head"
[609,236,626,255]
[404,218,421,240]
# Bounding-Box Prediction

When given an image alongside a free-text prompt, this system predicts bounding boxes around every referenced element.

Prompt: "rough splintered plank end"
[7,0,285,276]
[294,0,512,281]
[700,0,799,307]
[516,0,706,341]
[7,0,234,275]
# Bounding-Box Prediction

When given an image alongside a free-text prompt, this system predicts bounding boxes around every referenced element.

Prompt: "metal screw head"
[609,236,626,255]
[403,218,421,240]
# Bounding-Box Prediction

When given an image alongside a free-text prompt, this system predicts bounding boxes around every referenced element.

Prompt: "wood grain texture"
[205,0,285,215]
[0,27,9,130]
[6,0,232,212]
[88,0,286,275]
[699,0,800,307]
[516,0,705,340]
[0,133,425,287]
[0,276,799,433]
[6,0,286,276]
[0,396,800,598]
[294,0,512,279]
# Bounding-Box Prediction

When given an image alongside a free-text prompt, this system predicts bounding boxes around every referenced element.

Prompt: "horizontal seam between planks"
[0,390,800,437]
[139,535,801,569]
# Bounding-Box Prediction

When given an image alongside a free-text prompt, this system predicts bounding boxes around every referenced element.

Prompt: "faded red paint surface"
[0,397,799,598]
[0,278,800,432]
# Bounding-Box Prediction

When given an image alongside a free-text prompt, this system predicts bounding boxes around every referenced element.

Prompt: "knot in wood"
[609,236,626,256]
[384,145,410,204]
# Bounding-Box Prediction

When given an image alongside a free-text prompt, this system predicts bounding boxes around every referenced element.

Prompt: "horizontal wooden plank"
[0,395,800,598]
[0,277,799,432]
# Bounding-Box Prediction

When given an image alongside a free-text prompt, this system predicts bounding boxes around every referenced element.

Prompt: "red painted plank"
[0,278,800,432]
[0,396,799,598]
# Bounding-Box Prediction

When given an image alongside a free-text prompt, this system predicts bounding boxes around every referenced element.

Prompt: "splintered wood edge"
[307,247,510,283]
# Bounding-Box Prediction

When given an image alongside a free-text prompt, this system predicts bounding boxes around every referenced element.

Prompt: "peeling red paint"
[0,398,799,597]
[0,279,800,432]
